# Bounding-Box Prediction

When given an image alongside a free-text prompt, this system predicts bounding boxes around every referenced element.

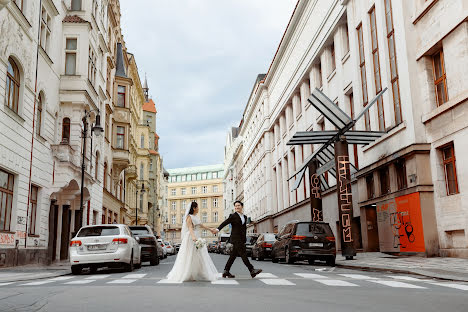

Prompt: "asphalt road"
[1,253,467,312]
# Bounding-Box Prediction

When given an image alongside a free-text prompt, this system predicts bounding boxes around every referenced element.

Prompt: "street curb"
[336,263,468,282]
[0,270,71,283]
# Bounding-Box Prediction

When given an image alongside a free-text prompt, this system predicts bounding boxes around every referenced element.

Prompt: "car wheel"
[308,258,315,265]
[71,265,82,275]
[89,265,98,274]
[271,251,278,263]
[326,256,336,267]
[125,253,134,272]
[150,254,159,266]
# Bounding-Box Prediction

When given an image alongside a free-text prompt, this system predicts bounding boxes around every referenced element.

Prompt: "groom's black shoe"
[222,271,235,278]
[250,268,262,278]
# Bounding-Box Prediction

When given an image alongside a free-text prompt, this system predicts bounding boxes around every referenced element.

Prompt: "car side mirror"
[135,236,140,243]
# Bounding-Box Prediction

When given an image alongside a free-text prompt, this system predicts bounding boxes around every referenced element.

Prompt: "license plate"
[87,244,106,250]
[309,243,323,247]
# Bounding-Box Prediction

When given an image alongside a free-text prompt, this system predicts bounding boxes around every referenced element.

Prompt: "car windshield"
[130,228,150,235]
[296,223,332,236]
[263,234,276,241]
[77,226,120,237]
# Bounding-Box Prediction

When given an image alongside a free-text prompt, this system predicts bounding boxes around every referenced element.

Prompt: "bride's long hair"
[188,201,198,215]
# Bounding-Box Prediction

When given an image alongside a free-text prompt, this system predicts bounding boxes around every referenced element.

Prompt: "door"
[365,205,379,251]
[60,205,71,260]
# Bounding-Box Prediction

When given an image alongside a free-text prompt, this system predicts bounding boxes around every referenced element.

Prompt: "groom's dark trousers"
[217,213,254,272]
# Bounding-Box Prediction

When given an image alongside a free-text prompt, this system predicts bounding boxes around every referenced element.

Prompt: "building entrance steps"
[335,252,468,282]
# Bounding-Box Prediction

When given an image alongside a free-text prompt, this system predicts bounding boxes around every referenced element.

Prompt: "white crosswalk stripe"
[387,276,422,281]
[0,282,15,286]
[122,274,146,279]
[86,275,111,280]
[65,280,96,285]
[260,279,295,286]
[429,282,468,291]
[256,273,278,278]
[294,273,328,279]
[157,279,182,284]
[49,276,75,281]
[21,280,55,286]
[370,280,426,289]
[108,279,138,284]
[339,274,378,280]
[314,279,359,287]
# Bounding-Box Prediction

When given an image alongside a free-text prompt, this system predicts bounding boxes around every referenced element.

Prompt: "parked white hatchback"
[69,224,142,275]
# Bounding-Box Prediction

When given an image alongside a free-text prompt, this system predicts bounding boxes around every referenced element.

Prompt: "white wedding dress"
[166,214,219,282]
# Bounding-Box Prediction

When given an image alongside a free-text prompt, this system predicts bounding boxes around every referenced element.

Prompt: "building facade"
[164,165,224,244]
[0,0,163,267]
[228,0,467,257]
[223,127,241,220]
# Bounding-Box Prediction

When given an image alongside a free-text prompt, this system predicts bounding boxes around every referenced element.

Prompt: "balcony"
[126,165,137,180]
[51,143,79,166]
[112,148,130,178]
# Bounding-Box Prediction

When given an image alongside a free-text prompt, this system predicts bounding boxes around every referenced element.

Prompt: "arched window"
[103,162,108,189]
[140,134,144,148]
[95,152,99,179]
[62,118,70,143]
[36,94,43,135]
[140,163,144,179]
[6,57,20,113]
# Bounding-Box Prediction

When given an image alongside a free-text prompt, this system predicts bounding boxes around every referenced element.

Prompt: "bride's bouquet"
[194,238,207,250]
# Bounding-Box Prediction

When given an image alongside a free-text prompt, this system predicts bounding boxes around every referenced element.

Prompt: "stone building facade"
[228,0,467,257]
[164,165,224,244]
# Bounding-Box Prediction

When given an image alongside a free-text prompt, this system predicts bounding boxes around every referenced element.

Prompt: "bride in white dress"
[166,201,219,282]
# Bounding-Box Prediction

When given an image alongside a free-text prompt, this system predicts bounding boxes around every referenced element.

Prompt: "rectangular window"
[191,174,196,181]
[379,166,390,195]
[106,67,112,93]
[181,188,186,195]
[384,0,402,124]
[441,144,458,195]
[369,7,385,131]
[116,126,125,149]
[182,200,187,209]
[71,0,82,10]
[213,198,218,208]
[102,208,106,224]
[330,42,336,72]
[105,112,110,140]
[0,170,14,231]
[117,86,126,107]
[202,186,207,194]
[171,201,176,210]
[201,173,207,180]
[317,62,323,88]
[139,193,144,212]
[357,24,370,130]
[65,38,77,75]
[29,185,38,235]
[349,93,359,169]
[202,199,207,208]
[366,174,374,199]
[202,230,207,237]
[171,215,176,225]
[395,158,407,190]
[171,189,176,196]
[213,212,218,222]
[191,187,196,194]
[212,185,218,193]
[432,50,448,107]
[40,7,52,53]
[88,47,97,85]
[212,172,218,179]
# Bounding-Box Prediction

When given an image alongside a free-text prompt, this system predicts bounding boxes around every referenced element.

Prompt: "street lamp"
[78,110,103,231]
[135,181,145,225]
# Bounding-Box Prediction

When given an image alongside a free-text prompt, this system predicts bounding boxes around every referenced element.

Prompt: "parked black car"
[129,225,160,266]
[245,234,259,257]
[251,233,276,260]
[271,221,336,266]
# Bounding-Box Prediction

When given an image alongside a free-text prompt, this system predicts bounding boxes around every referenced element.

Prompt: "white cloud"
[120,0,297,169]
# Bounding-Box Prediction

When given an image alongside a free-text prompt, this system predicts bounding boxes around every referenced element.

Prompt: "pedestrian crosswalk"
[1,272,467,292]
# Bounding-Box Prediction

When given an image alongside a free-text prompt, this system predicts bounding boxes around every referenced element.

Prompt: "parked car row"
[69,224,177,275]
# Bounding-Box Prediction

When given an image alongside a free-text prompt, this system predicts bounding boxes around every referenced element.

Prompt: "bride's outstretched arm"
[186,215,197,242]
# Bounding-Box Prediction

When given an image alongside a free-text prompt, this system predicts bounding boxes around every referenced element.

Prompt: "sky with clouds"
[120,0,297,169]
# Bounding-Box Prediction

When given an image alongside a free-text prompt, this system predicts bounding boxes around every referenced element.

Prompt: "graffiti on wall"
[0,233,15,245]
[376,192,425,252]
[338,156,352,243]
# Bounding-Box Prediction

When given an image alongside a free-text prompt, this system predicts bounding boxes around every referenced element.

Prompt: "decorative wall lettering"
[311,174,321,199]
[338,155,353,244]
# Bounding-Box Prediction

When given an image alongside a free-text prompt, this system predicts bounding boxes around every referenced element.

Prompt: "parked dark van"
[251,233,276,260]
[271,221,336,266]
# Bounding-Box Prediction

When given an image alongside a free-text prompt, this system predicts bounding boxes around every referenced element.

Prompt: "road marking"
[65,280,96,285]
[0,282,14,286]
[86,275,111,280]
[108,279,138,284]
[256,273,277,278]
[387,275,422,281]
[339,274,378,280]
[49,276,75,281]
[294,273,328,279]
[314,279,358,287]
[370,280,426,289]
[260,279,295,286]
[212,279,239,285]
[429,282,468,291]
[21,280,55,286]
[122,274,146,279]
[157,279,182,284]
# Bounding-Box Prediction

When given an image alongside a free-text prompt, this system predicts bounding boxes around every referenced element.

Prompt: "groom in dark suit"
[214,201,262,278]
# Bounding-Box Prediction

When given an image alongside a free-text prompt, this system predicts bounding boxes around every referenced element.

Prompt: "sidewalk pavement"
[0,261,70,283]
[336,252,468,282]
